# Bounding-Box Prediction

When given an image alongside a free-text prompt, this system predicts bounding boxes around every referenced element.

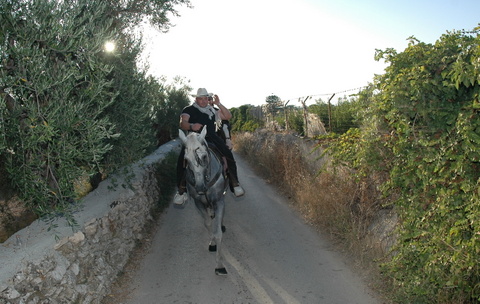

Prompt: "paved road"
[116,153,380,304]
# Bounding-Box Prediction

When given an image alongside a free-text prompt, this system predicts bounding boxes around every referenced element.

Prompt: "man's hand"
[190,123,203,132]
[213,94,221,106]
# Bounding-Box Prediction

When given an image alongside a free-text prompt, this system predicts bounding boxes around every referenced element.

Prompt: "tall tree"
[0,0,191,219]
[264,94,282,121]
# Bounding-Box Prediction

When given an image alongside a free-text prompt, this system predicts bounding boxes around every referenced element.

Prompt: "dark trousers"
[176,134,240,194]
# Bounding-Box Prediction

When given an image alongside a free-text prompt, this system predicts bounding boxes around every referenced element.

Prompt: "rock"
[1,287,20,300]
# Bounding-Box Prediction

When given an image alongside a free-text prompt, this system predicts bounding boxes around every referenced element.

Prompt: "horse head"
[179,127,210,194]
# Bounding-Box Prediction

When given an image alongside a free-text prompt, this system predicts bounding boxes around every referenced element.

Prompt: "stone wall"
[0,140,181,304]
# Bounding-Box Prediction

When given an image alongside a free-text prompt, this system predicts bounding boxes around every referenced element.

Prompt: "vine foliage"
[326,28,480,302]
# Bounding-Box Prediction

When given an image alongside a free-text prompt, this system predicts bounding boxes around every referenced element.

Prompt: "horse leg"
[209,229,225,256]
[213,201,227,275]
[221,204,226,232]
[194,200,216,252]
[208,220,218,252]
[202,214,217,252]
[210,200,227,251]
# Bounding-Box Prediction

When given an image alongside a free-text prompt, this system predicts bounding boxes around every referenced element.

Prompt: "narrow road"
[112,153,380,304]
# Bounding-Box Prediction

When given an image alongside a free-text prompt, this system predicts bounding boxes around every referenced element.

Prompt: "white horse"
[178,127,229,275]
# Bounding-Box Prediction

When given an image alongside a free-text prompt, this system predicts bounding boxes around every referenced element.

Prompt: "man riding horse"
[174,88,245,205]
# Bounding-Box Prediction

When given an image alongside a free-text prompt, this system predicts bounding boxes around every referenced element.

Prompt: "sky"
[140,0,480,108]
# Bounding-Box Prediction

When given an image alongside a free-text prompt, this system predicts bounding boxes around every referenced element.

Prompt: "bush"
[0,0,121,217]
[230,105,263,132]
[328,28,480,302]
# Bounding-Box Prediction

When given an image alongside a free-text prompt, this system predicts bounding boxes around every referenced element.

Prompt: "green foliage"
[1,0,119,215]
[230,98,357,136]
[103,0,191,32]
[265,94,282,105]
[379,30,480,303]
[151,76,191,146]
[285,107,304,134]
[317,129,360,167]
[101,38,158,168]
[264,94,282,118]
[230,105,262,132]
[309,96,359,134]
[327,28,480,302]
[0,0,189,223]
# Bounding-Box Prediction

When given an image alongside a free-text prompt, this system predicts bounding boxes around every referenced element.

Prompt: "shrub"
[0,0,121,218]
[328,29,480,302]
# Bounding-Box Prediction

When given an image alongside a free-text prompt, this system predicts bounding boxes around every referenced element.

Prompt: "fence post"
[327,93,335,133]
[301,96,310,136]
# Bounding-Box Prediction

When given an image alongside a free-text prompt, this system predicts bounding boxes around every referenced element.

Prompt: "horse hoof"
[215,268,227,275]
[222,225,226,233]
[209,245,217,252]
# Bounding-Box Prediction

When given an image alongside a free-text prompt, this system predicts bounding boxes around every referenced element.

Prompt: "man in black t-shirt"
[174,88,245,205]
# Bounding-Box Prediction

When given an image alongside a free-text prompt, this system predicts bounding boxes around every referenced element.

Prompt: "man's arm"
[180,113,202,132]
[213,95,232,120]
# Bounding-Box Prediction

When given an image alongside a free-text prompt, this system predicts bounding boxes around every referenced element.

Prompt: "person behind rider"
[209,96,233,150]
[174,88,245,205]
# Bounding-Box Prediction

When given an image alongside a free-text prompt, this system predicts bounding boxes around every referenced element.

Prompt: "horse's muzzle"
[196,186,207,195]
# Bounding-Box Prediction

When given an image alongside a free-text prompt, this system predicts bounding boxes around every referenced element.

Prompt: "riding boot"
[226,158,245,197]
[206,135,244,197]
[175,150,187,205]
[174,170,187,205]
[225,158,237,185]
[222,156,228,175]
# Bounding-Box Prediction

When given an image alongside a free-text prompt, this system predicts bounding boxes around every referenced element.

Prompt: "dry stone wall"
[0,140,182,304]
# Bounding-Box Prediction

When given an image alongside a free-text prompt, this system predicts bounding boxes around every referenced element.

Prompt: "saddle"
[207,142,228,176]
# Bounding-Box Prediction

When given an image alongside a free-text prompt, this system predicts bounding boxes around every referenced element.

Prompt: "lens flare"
[104,41,115,52]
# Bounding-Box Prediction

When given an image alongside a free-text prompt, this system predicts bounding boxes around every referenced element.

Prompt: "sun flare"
[104,41,115,52]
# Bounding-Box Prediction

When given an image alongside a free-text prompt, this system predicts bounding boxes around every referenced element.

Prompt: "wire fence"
[281,86,368,105]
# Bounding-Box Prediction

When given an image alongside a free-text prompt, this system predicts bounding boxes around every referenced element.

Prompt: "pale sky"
[141,0,480,108]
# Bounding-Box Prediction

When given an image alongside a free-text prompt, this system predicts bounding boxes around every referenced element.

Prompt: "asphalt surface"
[113,153,381,304]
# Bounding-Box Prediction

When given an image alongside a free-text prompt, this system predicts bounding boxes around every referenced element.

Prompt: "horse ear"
[199,126,207,140]
[178,129,187,144]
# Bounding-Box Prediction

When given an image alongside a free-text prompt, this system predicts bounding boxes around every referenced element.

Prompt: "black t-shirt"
[182,105,217,135]
[181,105,233,158]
